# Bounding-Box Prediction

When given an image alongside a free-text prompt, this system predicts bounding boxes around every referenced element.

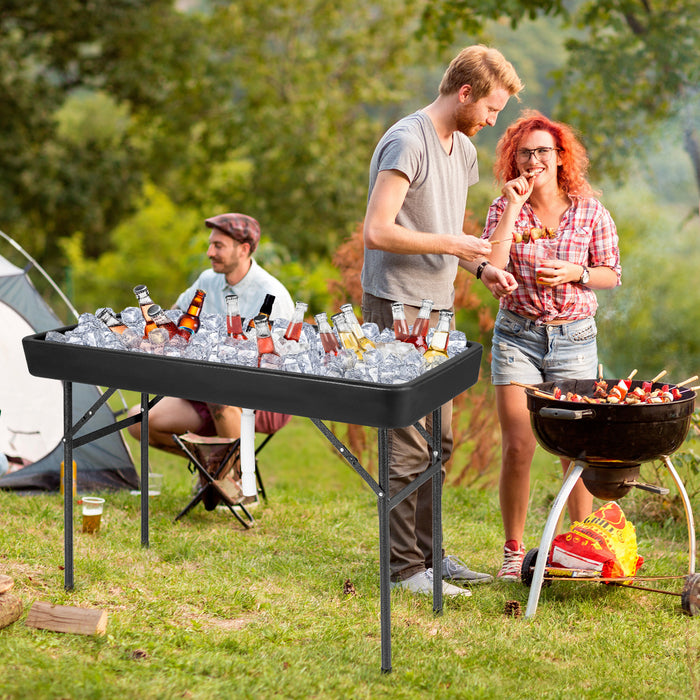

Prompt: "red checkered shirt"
[482,195,621,324]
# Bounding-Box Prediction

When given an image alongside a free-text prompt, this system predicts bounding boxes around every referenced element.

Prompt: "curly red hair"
[494,110,597,197]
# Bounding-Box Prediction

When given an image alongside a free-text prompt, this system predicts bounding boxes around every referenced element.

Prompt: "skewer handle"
[651,370,667,383]
[676,375,699,388]
[510,380,539,390]
[509,380,556,399]
[626,368,638,380]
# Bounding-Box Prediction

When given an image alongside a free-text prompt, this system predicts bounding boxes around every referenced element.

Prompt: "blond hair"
[439,45,523,101]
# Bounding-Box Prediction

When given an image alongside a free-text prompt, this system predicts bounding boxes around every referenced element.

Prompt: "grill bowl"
[526,379,696,469]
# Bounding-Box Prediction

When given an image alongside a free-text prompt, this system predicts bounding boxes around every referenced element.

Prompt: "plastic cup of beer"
[148,472,163,496]
[81,497,105,534]
[534,239,559,285]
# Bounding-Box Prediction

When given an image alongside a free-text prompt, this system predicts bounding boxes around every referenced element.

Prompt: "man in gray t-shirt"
[361,45,522,597]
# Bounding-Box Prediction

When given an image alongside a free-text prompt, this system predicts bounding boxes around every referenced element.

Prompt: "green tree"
[174,0,438,260]
[0,1,210,276]
[555,1,700,195]
[418,0,700,200]
[61,184,205,312]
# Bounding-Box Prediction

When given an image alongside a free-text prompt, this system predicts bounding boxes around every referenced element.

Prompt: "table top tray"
[23,328,483,428]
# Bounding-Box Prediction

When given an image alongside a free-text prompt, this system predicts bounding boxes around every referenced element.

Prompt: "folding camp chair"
[171,431,275,528]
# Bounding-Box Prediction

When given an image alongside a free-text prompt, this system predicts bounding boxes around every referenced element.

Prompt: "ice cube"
[120,306,143,326]
[259,353,283,371]
[148,328,169,345]
[447,330,467,356]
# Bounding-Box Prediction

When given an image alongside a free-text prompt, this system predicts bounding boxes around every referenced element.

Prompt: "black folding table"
[23,328,482,672]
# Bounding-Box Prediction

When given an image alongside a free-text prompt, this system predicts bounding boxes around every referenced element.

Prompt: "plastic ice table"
[23,327,483,672]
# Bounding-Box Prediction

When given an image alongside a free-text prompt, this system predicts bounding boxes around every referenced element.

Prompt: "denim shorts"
[491,309,598,386]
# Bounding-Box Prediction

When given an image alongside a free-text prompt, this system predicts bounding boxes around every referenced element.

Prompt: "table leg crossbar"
[60,381,445,673]
[61,389,164,589]
[311,410,442,673]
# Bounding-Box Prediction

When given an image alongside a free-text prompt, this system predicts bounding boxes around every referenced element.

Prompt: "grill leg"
[662,456,696,574]
[525,460,585,618]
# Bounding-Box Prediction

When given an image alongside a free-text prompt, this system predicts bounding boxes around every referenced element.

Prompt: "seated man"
[127,212,295,454]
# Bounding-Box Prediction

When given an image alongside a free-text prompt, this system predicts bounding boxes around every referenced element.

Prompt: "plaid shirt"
[483,195,621,324]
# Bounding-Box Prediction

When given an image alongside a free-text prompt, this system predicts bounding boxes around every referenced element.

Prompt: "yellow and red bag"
[549,501,643,580]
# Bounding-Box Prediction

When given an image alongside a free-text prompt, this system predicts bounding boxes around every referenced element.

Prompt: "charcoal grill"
[523,379,697,617]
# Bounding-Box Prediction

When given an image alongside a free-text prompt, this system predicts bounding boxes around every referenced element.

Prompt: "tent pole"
[0,229,79,321]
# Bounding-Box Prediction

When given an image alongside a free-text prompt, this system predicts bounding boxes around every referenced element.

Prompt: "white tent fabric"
[0,295,63,461]
[0,254,138,492]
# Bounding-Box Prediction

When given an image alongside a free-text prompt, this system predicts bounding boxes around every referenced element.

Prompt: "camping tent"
[0,252,138,492]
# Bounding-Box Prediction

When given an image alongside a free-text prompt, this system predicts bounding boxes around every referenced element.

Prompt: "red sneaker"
[497,540,526,581]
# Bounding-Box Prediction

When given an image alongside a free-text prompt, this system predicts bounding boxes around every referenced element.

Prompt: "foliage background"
[1,0,697,382]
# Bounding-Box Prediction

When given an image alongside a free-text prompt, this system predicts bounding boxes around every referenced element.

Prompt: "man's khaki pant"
[361,293,453,581]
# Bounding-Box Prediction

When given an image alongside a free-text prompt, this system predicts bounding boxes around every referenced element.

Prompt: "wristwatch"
[578,266,590,285]
[476,261,490,280]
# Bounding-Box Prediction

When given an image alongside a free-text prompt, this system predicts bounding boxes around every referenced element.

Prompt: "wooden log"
[0,574,13,594]
[25,601,107,636]
[0,593,23,630]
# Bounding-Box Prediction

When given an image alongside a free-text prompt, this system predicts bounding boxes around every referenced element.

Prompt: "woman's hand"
[502,173,535,210]
[535,259,578,287]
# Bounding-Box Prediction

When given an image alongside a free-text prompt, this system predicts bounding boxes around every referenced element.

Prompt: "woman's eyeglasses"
[515,147,561,163]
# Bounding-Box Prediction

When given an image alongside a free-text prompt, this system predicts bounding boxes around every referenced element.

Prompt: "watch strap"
[476,261,490,280]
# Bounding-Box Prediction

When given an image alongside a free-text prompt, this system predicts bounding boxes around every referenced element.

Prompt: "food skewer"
[651,370,667,383]
[598,363,604,382]
[509,380,556,399]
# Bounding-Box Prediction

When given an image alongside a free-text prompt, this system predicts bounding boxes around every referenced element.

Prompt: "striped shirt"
[482,195,621,324]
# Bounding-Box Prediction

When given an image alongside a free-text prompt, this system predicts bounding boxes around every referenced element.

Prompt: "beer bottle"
[225,294,247,340]
[246,293,276,332]
[331,311,363,359]
[423,309,453,365]
[340,303,375,351]
[405,299,433,353]
[314,312,340,355]
[391,302,409,341]
[176,289,206,340]
[133,285,157,338]
[254,315,278,366]
[284,301,308,342]
[96,308,128,334]
[147,304,179,339]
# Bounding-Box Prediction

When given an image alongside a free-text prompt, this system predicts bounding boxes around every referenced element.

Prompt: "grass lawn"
[0,403,699,699]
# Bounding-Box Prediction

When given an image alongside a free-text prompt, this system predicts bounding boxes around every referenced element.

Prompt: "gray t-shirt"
[361,110,479,308]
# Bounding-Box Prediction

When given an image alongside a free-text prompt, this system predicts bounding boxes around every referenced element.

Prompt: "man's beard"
[455,104,481,137]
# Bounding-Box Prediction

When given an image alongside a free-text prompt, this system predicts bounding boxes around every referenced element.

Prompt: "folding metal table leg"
[430,407,443,614]
[140,392,150,548]
[525,460,584,618]
[377,427,392,674]
[309,416,443,672]
[63,381,74,591]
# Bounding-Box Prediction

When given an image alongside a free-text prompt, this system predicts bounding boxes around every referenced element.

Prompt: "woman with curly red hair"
[473,110,621,580]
